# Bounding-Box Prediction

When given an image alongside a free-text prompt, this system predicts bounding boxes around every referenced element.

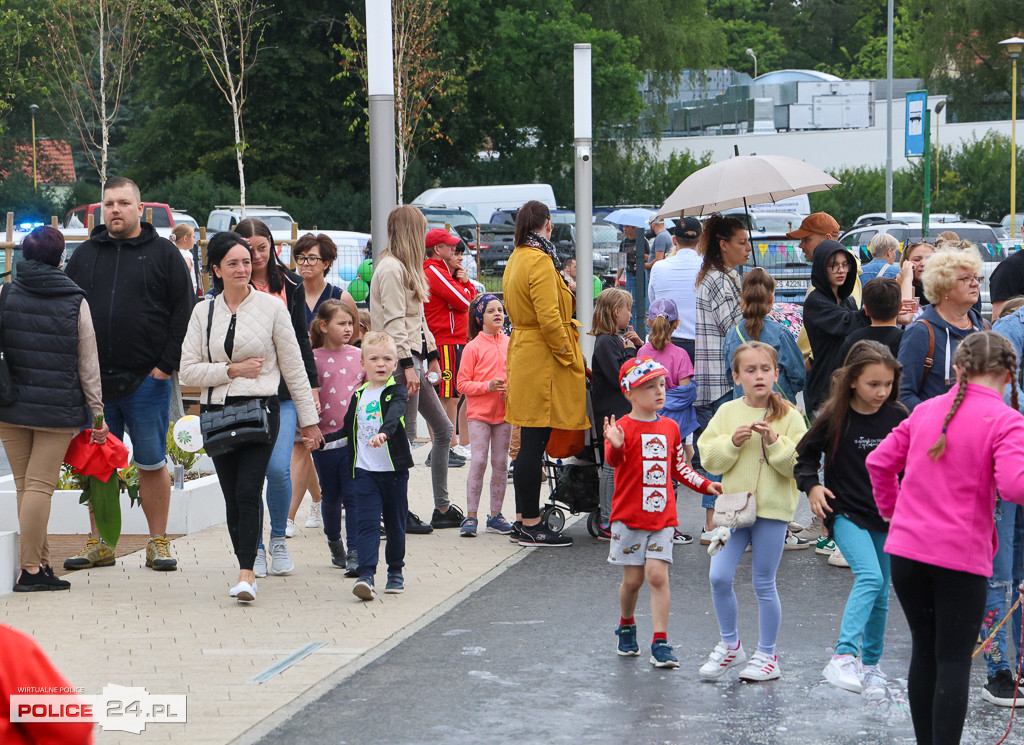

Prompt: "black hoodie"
[65,222,196,376]
[803,240,869,413]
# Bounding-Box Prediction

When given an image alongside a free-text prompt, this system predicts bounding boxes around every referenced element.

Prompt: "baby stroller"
[540,383,603,537]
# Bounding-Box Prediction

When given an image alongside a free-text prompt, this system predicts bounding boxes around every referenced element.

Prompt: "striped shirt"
[695,268,742,405]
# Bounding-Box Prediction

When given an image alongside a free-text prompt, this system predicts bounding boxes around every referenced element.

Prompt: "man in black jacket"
[63,177,195,572]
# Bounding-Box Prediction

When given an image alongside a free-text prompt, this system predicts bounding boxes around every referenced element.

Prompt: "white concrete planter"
[0,471,226,537]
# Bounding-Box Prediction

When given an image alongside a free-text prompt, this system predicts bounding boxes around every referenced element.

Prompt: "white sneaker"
[823,654,863,693]
[698,641,747,679]
[268,536,294,575]
[305,502,323,528]
[699,528,718,546]
[738,650,781,681]
[453,444,472,459]
[285,519,296,538]
[828,547,850,568]
[229,581,257,602]
[253,547,267,578]
[860,663,889,692]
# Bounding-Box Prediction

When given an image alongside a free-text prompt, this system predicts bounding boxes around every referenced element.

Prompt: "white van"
[411,184,557,223]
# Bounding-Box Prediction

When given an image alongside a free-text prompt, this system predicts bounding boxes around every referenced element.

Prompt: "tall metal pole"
[922,109,931,239]
[885,0,894,219]
[367,0,396,262]
[29,104,39,192]
[1012,55,1018,236]
[574,44,594,361]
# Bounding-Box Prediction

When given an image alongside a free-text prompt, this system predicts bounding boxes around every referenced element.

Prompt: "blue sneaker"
[650,640,680,669]
[384,572,405,594]
[615,624,640,656]
[485,513,514,534]
[353,576,376,601]
[460,517,478,537]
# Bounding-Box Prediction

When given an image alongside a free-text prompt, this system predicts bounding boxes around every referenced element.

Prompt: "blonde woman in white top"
[180,231,322,603]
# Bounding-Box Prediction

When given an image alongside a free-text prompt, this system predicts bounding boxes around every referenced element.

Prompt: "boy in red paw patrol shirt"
[605,357,722,669]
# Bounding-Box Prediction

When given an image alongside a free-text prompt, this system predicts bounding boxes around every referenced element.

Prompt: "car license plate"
[775,279,807,289]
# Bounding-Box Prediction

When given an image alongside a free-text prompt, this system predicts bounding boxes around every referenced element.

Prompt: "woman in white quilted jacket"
[180,232,323,603]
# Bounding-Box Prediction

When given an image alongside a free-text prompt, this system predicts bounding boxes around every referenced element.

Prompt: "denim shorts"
[104,374,172,470]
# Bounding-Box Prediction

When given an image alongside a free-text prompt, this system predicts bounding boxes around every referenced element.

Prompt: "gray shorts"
[607,521,674,566]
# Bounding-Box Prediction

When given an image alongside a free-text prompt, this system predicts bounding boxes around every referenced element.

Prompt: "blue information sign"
[905,90,927,157]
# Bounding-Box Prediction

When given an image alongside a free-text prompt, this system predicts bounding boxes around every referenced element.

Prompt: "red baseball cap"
[425,228,460,248]
[785,212,840,240]
[618,357,667,392]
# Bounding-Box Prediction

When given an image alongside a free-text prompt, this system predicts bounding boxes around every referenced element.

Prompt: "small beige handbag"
[711,440,766,530]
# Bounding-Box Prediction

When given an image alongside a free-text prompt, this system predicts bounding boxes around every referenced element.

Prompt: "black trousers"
[512,426,551,520]
[210,397,280,572]
[890,555,988,745]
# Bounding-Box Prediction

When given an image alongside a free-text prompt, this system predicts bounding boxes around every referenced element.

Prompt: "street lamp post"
[367,0,396,262]
[745,48,757,80]
[28,104,39,192]
[934,99,946,199]
[1000,36,1023,236]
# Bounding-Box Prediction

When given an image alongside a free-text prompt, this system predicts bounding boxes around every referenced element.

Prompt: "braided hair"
[927,331,1018,460]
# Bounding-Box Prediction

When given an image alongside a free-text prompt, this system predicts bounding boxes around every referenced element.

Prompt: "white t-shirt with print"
[355,385,393,472]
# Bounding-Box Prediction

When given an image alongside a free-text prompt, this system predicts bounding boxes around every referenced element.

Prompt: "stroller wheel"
[542,506,566,533]
[587,510,601,538]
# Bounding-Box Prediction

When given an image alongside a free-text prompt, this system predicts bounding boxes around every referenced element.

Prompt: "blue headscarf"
[473,293,501,329]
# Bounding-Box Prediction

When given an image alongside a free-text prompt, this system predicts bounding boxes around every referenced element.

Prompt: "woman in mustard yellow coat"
[503,201,587,547]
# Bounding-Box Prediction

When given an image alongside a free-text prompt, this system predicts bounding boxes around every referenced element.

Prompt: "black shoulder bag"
[0,288,17,405]
[198,300,271,457]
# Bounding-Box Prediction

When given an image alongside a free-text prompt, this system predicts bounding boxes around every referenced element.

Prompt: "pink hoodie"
[457,331,509,424]
[866,383,1024,577]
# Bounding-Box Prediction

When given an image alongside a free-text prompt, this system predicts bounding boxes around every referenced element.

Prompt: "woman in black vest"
[0,227,106,591]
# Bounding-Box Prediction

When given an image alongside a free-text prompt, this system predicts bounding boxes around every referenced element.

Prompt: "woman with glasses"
[289,233,361,533]
[898,245,986,410]
[802,240,869,417]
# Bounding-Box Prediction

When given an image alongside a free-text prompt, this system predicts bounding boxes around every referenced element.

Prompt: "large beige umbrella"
[655,154,840,220]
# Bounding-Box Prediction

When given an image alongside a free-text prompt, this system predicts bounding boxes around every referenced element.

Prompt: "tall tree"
[168,0,270,212]
[337,0,459,203]
[40,0,149,182]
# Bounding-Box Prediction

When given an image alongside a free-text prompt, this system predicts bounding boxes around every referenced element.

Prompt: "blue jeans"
[1013,504,1024,664]
[693,392,731,508]
[104,374,172,470]
[259,398,297,546]
[312,446,356,546]
[352,467,409,580]
[983,499,1019,676]
[832,516,890,665]
[709,517,787,655]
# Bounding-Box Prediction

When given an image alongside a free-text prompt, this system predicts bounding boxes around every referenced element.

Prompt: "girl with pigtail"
[866,331,1024,745]
[794,341,908,694]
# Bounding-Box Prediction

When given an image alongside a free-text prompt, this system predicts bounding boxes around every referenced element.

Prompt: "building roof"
[10,139,76,185]
[752,69,843,85]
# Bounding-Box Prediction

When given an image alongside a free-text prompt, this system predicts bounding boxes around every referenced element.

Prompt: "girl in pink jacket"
[456,294,514,537]
[866,331,1024,745]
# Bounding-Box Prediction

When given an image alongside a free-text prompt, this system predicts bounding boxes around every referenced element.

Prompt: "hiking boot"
[344,549,359,578]
[146,535,177,571]
[268,536,294,575]
[14,569,71,592]
[406,511,434,534]
[63,537,115,570]
[328,539,346,568]
[431,504,465,529]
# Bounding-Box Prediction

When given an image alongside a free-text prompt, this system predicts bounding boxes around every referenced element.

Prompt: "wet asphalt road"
[256,508,1017,745]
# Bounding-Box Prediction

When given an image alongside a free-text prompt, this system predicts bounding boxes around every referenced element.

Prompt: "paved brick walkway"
[1,457,528,744]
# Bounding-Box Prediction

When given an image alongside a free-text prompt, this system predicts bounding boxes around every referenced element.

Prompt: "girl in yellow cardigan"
[696,341,807,682]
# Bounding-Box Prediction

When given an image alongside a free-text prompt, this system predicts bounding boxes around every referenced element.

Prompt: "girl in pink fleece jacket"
[866,331,1024,745]
[456,294,513,536]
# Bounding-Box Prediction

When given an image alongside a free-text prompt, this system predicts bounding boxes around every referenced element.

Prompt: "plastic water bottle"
[426,372,440,385]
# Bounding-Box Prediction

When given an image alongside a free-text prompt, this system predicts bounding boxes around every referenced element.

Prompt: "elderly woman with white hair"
[860,233,902,283]
[897,245,987,409]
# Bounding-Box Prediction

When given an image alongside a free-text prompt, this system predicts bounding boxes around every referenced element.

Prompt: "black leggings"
[890,555,988,745]
[512,426,551,520]
[210,397,280,572]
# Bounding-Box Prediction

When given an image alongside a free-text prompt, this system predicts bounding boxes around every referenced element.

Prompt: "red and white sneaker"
[738,650,781,681]
[698,641,747,679]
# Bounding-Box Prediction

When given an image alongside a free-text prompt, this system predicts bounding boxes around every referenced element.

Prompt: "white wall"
[651,118,1015,173]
